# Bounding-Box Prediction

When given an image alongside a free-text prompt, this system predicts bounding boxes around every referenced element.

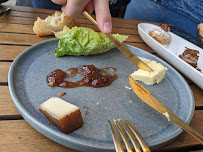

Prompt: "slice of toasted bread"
[33,11,80,37]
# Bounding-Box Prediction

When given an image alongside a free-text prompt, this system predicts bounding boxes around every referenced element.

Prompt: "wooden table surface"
[0,5,203,152]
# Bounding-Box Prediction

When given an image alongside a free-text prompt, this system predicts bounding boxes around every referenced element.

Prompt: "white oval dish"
[138,23,203,90]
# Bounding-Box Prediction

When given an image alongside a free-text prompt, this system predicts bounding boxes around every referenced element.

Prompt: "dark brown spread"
[47,65,118,88]
[179,47,200,70]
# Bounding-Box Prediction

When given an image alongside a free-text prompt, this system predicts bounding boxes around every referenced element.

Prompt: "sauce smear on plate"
[47,65,118,88]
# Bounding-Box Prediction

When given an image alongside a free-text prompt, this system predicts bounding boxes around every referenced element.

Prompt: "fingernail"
[104,21,112,33]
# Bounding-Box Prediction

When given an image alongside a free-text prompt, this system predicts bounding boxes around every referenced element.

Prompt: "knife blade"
[129,76,203,144]
[82,11,153,72]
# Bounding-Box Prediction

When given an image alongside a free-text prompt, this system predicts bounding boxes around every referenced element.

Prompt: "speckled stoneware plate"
[8,38,194,152]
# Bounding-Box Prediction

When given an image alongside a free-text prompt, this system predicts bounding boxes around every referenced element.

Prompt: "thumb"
[93,0,112,34]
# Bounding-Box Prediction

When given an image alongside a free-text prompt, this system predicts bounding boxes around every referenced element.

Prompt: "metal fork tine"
[108,120,124,152]
[118,119,141,152]
[113,120,133,152]
[124,119,151,152]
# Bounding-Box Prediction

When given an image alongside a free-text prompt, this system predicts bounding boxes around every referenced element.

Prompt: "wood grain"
[1,16,36,25]
[0,45,29,60]
[0,5,56,15]
[0,120,77,152]
[0,43,155,61]
[123,42,155,53]
[191,85,203,106]
[0,114,23,120]
[0,23,34,34]
[0,32,53,45]
[0,5,133,23]
[0,86,19,115]
[0,32,144,46]
[8,10,50,20]
[0,22,140,36]
[0,62,11,82]
[0,110,202,152]
[1,15,141,31]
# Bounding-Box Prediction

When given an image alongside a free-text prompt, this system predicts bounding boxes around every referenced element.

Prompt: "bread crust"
[149,28,171,45]
[33,11,80,37]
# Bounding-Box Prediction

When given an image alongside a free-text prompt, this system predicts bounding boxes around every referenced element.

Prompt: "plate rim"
[8,38,195,151]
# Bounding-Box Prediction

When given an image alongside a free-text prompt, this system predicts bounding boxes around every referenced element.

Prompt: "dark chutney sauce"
[46,65,118,88]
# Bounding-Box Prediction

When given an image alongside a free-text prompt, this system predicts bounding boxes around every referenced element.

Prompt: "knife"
[129,76,203,144]
[82,11,153,72]
[0,7,11,17]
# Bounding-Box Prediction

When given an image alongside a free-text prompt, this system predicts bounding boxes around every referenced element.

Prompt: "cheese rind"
[130,57,167,85]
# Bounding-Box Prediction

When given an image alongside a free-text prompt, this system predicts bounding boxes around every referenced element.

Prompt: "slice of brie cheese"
[130,57,167,85]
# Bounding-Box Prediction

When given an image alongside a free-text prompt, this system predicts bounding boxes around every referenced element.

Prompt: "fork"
[108,119,150,152]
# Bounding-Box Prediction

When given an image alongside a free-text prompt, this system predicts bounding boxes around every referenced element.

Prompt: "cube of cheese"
[39,97,83,134]
[130,57,167,85]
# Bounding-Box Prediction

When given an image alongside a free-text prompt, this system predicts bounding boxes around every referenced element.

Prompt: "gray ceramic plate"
[8,38,194,152]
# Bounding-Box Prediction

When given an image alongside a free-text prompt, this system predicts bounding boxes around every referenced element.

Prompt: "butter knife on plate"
[129,76,203,144]
[82,11,153,72]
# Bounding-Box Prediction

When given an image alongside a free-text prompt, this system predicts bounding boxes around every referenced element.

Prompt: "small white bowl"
[138,23,203,90]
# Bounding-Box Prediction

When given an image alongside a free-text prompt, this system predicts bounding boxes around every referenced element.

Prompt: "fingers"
[85,0,94,15]
[93,0,112,33]
[54,0,111,33]
[51,0,67,5]
[62,0,90,17]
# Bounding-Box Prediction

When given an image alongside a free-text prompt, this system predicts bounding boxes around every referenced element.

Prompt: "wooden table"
[0,5,203,152]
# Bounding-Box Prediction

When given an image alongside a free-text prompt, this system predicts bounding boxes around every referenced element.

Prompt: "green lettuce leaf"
[54,26,128,57]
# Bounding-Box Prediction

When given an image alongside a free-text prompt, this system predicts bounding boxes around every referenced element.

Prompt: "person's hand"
[51,0,112,34]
